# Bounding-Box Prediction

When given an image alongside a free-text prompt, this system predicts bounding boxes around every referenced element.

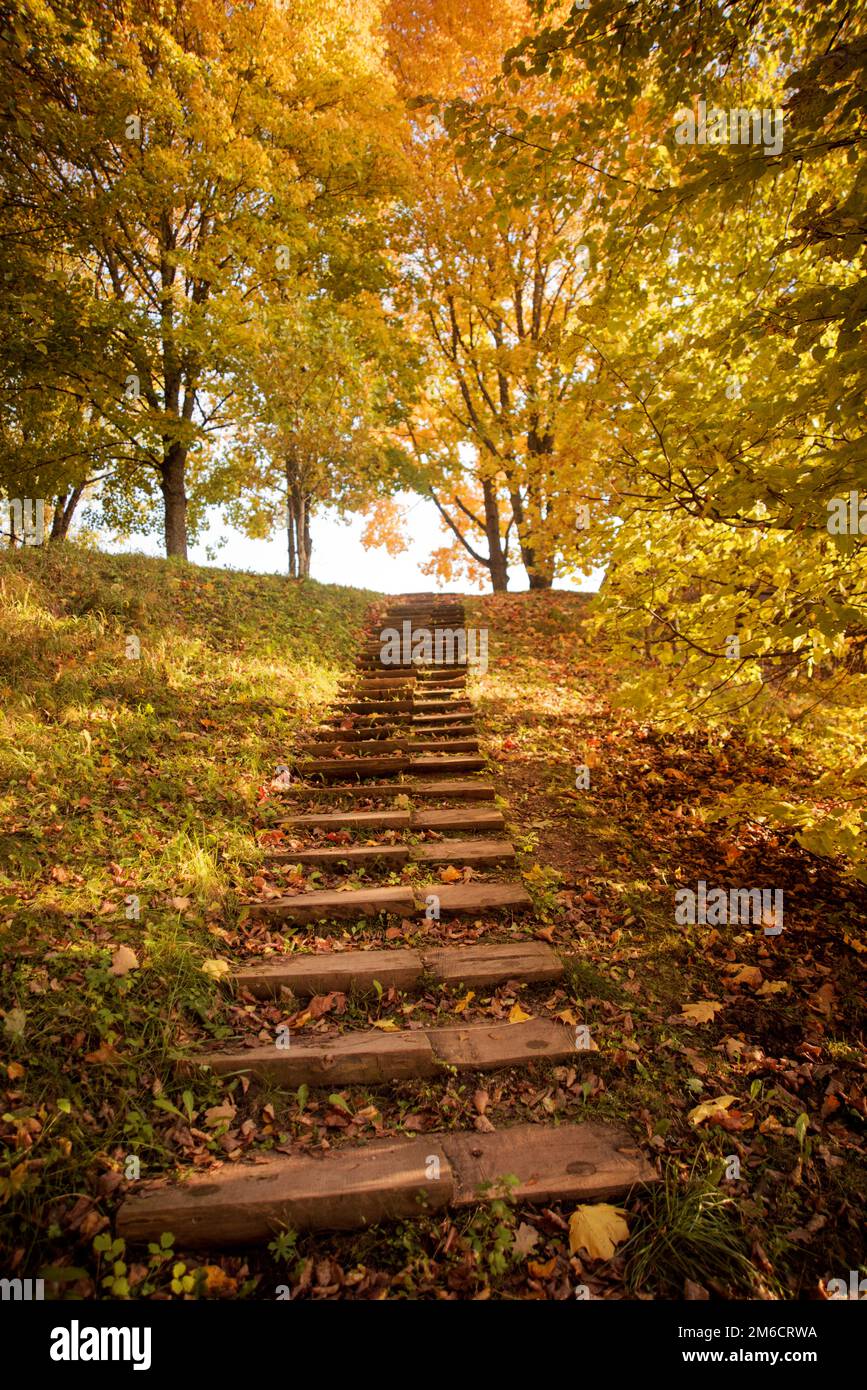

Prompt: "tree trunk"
[50,486,84,541]
[510,487,553,590]
[298,491,312,578]
[483,478,509,591]
[160,444,188,559]
[285,464,298,577]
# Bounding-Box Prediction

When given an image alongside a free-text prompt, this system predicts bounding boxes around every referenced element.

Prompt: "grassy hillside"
[2,555,864,1302]
[0,545,375,1282]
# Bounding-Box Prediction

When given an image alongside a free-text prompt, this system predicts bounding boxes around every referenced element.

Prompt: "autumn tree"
[0,0,403,557]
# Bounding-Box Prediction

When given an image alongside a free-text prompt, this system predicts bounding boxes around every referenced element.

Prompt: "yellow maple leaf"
[680,1001,724,1023]
[568,1204,630,1261]
[201,958,231,981]
[454,991,475,1014]
[508,1003,532,1024]
[688,1095,738,1127]
[371,1018,400,1032]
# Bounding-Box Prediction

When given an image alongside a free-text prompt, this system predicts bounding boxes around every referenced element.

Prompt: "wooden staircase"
[118,593,655,1247]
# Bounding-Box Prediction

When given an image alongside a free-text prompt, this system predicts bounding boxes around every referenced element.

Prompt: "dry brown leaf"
[109,945,139,977]
[680,1001,725,1023]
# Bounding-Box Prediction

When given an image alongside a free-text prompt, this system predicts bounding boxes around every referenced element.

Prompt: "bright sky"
[96,493,603,594]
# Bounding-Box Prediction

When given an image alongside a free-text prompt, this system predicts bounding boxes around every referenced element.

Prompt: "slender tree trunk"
[297,491,312,578]
[510,487,553,590]
[482,478,509,591]
[49,486,84,541]
[160,444,188,559]
[285,463,298,577]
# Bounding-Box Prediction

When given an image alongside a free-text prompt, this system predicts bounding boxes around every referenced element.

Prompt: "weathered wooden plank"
[191,1030,436,1086]
[428,1019,575,1069]
[117,1136,454,1245]
[422,942,561,987]
[232,947,426,997]
[116,1122,652,1246]
[296,738,478,754]
[419,882,531,915]
[413,807,505,832]
[231,942,561,998]
[265,844,410,866]
[410,838,514,866]
[292,756,411,778]
[411,713,475,725]
[278,809,411,829]
[443,1123,657,1207]
[299,730,399,743]
[284,779,494,801]
[413,701,472,713]
[295,739,406,754]
[188,1019,572,1087]
[410,780,494,799]
[341,701,414,714]
[246,884,415,924]
[406,740,479,753]
[408,756,485,774]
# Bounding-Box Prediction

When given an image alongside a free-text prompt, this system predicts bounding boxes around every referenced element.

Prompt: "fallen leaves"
[680,1000,725,1023]
[201,958,231,981]
[438,865,463,884]
[568,1204,630,1261]
[3,1007,26,1038]
[109,945,139,977]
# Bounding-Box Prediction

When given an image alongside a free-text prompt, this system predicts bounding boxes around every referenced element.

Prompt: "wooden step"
[265,844,410,866]
[232,941,561,998]
[246,879,527,924]
[295,739,406,754]
[427,882,531,915]
[233,946,428,997]
[279,806,502,831]
[412,713,474,725]
[444,1123,656,1208]
[422,941,561,987]
[292,757,410,779]
[410,780,494,799]
[284,779,495,800]
[118,1121,653,1246]
[279,809,411,830]
[302,730,401,743]
[247,885,415,924]
[407,740,479,753]
[411,838,514,865]
[413,701,472,713]
[407,756,485,774]
[187,1018,575,1086]
[413,807,505,832]
[264,837,508,869]
[297,738,479,754]
[342,701,414,714]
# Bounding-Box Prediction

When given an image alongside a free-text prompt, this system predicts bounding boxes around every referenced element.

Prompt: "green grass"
[0,542,377,1279]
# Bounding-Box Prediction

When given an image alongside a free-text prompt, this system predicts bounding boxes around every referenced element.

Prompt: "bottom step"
[117,1122,656,1246]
